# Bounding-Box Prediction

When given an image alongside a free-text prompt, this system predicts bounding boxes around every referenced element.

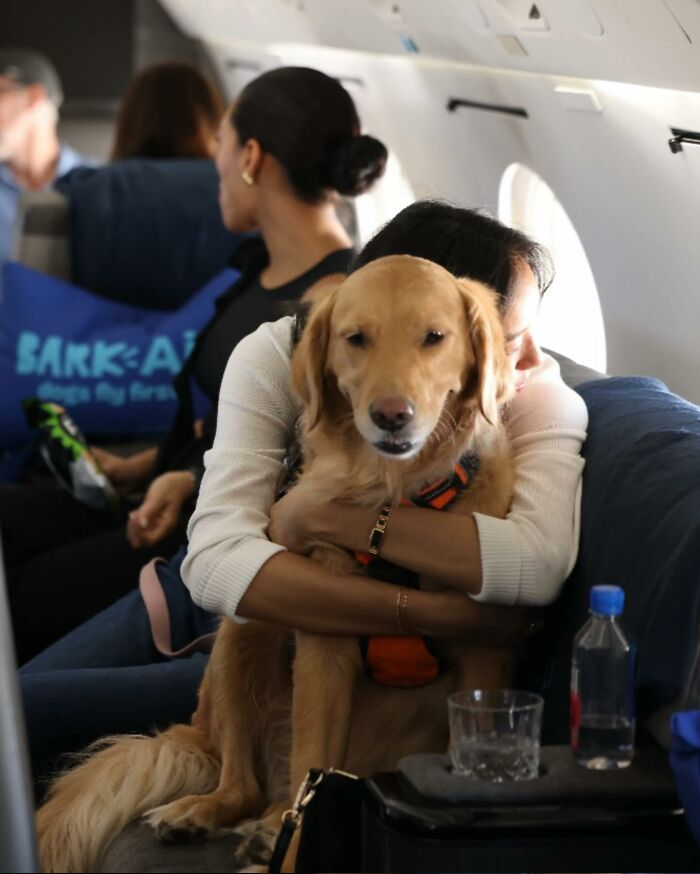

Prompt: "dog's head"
[292,255,514,460]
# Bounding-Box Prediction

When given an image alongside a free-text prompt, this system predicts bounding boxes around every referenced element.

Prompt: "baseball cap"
[0,48,63,107]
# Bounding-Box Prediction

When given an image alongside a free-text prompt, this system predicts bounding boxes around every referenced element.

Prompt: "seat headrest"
[56,159,242,310]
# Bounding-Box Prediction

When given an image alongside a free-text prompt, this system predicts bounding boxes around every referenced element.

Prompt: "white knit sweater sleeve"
[470,354,588,606]
[181,317,298,620]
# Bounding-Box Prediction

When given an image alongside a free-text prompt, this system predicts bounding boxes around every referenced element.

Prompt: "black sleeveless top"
[156,236,354,478]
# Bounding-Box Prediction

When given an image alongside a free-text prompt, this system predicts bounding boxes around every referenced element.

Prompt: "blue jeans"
[20,547,218,801]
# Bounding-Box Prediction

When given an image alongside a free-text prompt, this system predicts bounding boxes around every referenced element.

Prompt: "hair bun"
[323,134,388,196]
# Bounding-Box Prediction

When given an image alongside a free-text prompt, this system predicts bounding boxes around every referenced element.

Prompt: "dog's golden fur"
[37,255,520,873]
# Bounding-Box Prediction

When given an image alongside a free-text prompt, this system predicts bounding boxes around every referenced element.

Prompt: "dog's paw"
[145,795,227,843]
[230,818,278,869]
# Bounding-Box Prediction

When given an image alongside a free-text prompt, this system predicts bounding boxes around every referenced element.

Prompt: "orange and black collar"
[402,451,480,511]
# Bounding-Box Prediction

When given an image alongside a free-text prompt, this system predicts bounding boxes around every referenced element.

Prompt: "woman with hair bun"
[111,65,387,552]
[18,67,388,793]
[226,65,386,206]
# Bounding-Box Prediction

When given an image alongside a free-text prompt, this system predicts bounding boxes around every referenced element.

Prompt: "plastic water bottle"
[570,585,635,769]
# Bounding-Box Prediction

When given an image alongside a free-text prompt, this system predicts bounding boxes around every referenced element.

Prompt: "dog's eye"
[346,332,367,348]
[423,331,444,346]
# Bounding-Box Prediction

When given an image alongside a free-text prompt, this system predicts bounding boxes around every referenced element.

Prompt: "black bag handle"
[269,768,326,873]
[269,768,362,873]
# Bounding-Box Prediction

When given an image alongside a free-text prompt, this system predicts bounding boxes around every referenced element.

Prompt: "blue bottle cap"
[590,585,624,616]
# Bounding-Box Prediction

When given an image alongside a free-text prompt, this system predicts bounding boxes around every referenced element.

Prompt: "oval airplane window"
[353,149,416,247]
[499,162,606,373]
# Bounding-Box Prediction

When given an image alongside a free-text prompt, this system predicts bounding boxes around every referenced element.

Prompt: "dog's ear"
[455,278,514,424]
[291,286,339,430]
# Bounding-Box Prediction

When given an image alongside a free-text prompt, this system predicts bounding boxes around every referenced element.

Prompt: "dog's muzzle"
[374,436,416,456]
[369,398,419,457]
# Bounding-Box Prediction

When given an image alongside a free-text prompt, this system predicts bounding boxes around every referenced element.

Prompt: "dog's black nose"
[370,398,415,432]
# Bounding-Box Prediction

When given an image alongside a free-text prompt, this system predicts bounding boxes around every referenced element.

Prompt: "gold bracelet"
[395,586,409,634]
[368,504,392,556]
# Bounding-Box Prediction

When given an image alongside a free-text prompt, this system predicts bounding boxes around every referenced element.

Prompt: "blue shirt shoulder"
[0,142,97,274]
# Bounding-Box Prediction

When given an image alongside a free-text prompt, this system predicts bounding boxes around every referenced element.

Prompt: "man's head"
[0,49,63,162]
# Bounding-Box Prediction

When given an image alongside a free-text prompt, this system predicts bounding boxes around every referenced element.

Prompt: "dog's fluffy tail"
[36,724,219,873]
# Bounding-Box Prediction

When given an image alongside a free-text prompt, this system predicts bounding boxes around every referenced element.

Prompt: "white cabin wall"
[162,0,700,403]
[263,48,700,403]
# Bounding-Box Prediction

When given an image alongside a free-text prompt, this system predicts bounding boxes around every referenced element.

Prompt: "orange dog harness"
[358,452,480,687]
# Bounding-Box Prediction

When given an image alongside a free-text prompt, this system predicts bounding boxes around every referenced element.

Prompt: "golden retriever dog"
[37,255,522,873]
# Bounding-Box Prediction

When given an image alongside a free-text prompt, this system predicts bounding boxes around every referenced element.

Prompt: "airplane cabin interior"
[2,1,700,872]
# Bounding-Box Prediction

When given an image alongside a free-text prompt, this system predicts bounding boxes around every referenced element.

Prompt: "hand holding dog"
[432,590,543,646]
[126,470,195,548]
[268,489,313,553]
[269,487,373,555]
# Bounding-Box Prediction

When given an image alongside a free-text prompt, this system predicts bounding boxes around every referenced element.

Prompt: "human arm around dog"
[469,355,587,604]
[181,318,531,640]
[269,354,588,606]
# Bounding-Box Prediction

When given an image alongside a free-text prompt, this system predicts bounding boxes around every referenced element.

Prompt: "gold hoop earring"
[241,169,254,186]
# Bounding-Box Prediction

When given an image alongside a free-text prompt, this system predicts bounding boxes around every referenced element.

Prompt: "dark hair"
[353,200,553,306]
[231,67,387,203]
[111,61,224,160]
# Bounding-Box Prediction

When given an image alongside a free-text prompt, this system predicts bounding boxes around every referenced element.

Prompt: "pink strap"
[139,558,216,658]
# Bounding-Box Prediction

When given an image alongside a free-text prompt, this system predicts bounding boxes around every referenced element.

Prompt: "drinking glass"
[448,689,544,782]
